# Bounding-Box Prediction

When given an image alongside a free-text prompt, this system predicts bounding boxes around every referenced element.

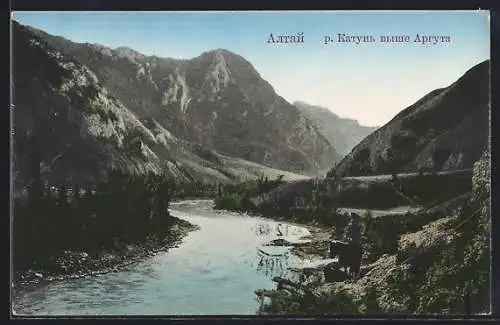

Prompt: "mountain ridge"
[12,21,340,188]
[293,101,379,157]
[17,20,340,175]
[327,59,490,178]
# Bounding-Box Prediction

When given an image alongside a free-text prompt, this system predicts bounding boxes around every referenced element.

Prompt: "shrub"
[213,194,241,211]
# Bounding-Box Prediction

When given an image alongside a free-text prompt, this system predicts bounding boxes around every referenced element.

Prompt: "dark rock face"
[12,22,167,186]
[19,22,340,176]
[328,60,490,177]
[294,101,379,157]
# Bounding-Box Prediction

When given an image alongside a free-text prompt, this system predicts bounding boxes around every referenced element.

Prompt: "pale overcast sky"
[13,11,490,127]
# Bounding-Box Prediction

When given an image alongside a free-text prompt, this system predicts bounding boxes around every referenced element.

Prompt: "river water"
[12,199,328,316]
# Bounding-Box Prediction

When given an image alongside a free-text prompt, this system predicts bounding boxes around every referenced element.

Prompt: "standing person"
[343,213,363,278]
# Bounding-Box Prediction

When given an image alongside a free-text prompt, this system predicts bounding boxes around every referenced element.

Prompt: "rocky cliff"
[327,60,490,177]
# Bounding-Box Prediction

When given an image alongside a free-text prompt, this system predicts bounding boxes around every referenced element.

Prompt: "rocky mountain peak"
[13,21,340,179]
[114,46,147,62]
[294,101,338,116]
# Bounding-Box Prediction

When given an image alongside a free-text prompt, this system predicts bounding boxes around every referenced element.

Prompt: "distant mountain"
[12,21,340,187]
[20,22,340,176]
[294,101,378,157]
[327,60,490,177]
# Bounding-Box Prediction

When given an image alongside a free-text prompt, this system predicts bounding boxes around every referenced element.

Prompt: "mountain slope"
[23,24,340,175]
[294,101,379,157]
[12,21,312,188]
[12,22,170,186]
[327,60,490,177]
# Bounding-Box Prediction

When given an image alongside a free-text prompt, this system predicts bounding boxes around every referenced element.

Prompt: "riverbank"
[171,196,215,202]
[290,224,332,260]
[256,172,489,316]
[252,213,333,260]
[13,216,200,289]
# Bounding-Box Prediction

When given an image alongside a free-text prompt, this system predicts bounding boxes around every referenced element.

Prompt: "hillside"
[256,146,490,315]
[327,60,490,177]
[21,22,340,176]
[294,101,378,157]
[12,21,335,188]
[13,22,173,186]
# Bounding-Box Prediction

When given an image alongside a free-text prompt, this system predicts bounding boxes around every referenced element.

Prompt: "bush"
[172,181,217,199]
[213,175,284,213]
[259,281,380,315]
[213,194,241,211]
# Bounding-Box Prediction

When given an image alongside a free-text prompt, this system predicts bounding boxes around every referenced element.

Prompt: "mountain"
[327,60,490,178]
[12,21,193,187]
[293,101,379,157]
[19,22,340,176]
[12,21,339,187]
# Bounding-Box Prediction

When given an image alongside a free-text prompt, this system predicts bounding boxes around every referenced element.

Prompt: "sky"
[12,11,490,127]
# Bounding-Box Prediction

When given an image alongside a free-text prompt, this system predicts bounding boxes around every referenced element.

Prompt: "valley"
[10,18,491,317]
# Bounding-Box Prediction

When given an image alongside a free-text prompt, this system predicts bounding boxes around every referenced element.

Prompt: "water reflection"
[255,252,292,279]
[254,223,272,236]
[253,223,294,238]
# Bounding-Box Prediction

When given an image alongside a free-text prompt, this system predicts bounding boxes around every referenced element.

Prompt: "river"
[12,199,330,316]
